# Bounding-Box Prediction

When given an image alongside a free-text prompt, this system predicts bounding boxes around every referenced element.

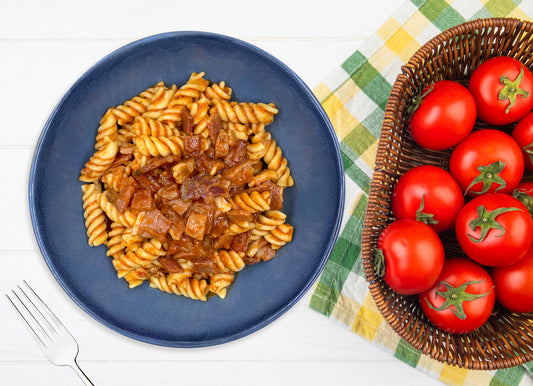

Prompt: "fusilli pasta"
[79,71,294,301]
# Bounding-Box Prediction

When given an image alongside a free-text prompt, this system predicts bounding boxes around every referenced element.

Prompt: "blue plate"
[29,31,344,347]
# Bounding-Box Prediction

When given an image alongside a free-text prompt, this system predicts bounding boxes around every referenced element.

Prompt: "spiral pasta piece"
[121,227,144,250]
[81,183,107,247]
[177,72,210,99]
[246,236,269,258]
[248,169,279,188]
[139,238,166,259]
[248,131,294,187]
[189,96,210,126]
[204,81,232,101]
[112,82,161,125]
[177,278,209,301]
[95,108,118,150]
[156,105,186,129]
[246,136,267,160]
[250,123,266,135]
[264,223,294,250]
[262,135,294,187]
[79,138,118,183]
[130,116,175,137]
[116,129,135,146]
[212,99,278,125]
[119,267,149,288]
[251,210,287,240]
[125,152,149,173]
[113,239,165,270]
[223,122,250,140]
[157,73,210,129]
[214,250,246,272]
[142,83,177,120]
[225,220,256,236]
[188,96,211,136]
[105,222,127,257]
[230,191,271,213]
[150,273,186,294]
[134,135,185,157]
[150,274,208,301]
[209,273,234,299]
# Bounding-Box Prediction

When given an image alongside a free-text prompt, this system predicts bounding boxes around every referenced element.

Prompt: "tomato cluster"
[376,56,533,334]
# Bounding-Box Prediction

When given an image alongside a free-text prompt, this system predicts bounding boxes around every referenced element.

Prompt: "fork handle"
[70,360,94,386]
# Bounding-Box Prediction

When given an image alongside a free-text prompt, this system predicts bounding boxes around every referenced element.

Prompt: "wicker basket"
[362,18,533,370]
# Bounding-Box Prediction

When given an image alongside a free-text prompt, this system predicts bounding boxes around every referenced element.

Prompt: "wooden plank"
[0,360,443,386]
[0,0,398,39]
[0,149,36,250]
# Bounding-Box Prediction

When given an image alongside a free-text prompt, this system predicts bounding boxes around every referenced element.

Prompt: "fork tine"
[21,281,67,334]
[6,291,49,349]
[16,283,59,339]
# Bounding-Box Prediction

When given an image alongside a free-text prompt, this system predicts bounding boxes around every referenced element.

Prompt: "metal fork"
[6,281,94,385]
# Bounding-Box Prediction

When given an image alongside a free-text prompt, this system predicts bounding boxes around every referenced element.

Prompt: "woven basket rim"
[361,17,533,370]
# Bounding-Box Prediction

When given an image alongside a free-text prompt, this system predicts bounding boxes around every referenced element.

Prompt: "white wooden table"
[0,1,443,385]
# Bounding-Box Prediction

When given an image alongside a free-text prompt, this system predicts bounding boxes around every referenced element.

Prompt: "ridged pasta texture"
[79,71,294,301]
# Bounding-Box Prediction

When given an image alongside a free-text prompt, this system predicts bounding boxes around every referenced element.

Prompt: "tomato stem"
[374,249,385,278]
[524,141,533,165]
[467,205,521,243]
[464,161,506,195]
[415,194,439,225]
[513,188,533,218]
[499,65,530,114]
[425,279,494,320]
[407,84,434,116]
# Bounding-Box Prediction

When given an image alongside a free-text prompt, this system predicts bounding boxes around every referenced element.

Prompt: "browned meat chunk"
[115,184,136,213]
[231,231,250,253]
[185,212,208,240]
[207,112,222,144]
[137,209,171,241]
[181,108,194,135]
[159,257,184,273]
[130,189,153,212]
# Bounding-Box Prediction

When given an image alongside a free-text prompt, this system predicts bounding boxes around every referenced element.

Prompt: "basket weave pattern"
[362,18,533,370]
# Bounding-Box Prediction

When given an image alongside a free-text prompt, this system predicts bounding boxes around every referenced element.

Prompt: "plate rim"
[28,30,345,347]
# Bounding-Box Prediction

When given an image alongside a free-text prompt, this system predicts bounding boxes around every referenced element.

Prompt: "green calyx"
[467,205,521,243]
[499,65,530,114]
[374,249,385,278]
[415,194,439,225]
[465,161,506,195]
[425,279,494,320]
[407,84,434,116]
[524,141,533,165]
[513,188,533,218]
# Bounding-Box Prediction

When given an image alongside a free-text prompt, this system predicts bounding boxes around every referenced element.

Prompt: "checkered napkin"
[309,0,533,385]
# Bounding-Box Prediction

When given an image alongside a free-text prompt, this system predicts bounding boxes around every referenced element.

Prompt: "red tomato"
[512,181,533,218]
[376,219,444,295]
[469,56,533,125]
[449,129,524,196]
[492,245,533,313]
[455,193,533,267]
[512,111,533,171]
[391,165,464,233]
[420,257,495,334]
[408,80,476,150]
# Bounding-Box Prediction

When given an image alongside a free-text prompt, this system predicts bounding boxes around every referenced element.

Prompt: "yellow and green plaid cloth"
[309,0,533,385]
